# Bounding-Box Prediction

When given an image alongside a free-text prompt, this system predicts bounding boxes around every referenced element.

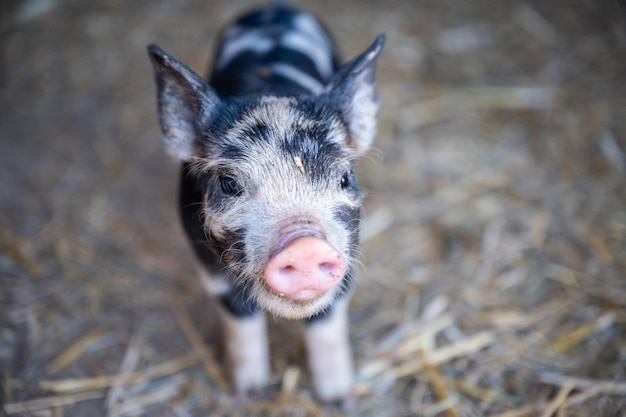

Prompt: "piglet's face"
[190,96,363,318]
[148,36,383,318]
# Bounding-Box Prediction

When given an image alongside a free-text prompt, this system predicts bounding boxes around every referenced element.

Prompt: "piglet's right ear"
[324,35,385,156]
[147,45,220,161]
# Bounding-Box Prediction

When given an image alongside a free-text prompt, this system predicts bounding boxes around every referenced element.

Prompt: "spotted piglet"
[147,3,384,408]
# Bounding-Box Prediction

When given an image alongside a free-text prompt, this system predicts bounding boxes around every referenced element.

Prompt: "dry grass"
[1,0,625,416]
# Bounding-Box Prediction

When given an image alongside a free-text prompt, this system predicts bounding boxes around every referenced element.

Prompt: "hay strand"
[539,383,574,417]
[392,331,495,380]
[422,349,460,417]
[104,328,144,413]
[46,328,110,374]
[4,390,107,415]
[539,373,626,395]
[40,353,199,393]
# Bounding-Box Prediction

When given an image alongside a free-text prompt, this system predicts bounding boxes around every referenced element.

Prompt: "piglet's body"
[148,4,384,407]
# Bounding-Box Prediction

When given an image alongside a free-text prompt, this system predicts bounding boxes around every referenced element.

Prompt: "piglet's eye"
[340,172,351,190]
[219,176,241,196]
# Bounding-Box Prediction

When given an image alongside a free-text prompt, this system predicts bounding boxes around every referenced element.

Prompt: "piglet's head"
[148,36,384,319]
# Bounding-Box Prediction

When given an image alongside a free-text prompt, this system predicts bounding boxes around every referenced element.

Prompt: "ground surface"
[1,1,626,416]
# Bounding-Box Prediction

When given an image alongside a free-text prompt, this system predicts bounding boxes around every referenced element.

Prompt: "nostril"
[319,262,337,275]
[279,265,296,276]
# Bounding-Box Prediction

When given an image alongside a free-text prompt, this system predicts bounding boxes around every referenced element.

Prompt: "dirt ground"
[1,1,626,416]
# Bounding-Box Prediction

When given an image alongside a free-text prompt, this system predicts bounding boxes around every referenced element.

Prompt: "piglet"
[147,3,384,408]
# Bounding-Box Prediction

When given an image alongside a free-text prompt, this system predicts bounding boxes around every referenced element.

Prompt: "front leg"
[305,297,354,407]
[221,310,270,396]
[199,271,271,396]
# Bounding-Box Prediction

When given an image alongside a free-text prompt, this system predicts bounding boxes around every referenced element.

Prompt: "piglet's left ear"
[324,34,385,155]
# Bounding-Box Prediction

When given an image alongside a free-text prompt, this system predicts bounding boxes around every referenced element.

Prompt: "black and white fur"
[148,3,384,406]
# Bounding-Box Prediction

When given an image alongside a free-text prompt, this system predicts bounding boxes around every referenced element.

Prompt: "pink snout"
[263,236,346,301]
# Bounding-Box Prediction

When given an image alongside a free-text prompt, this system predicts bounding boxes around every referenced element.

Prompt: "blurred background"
[1,1,625,416]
